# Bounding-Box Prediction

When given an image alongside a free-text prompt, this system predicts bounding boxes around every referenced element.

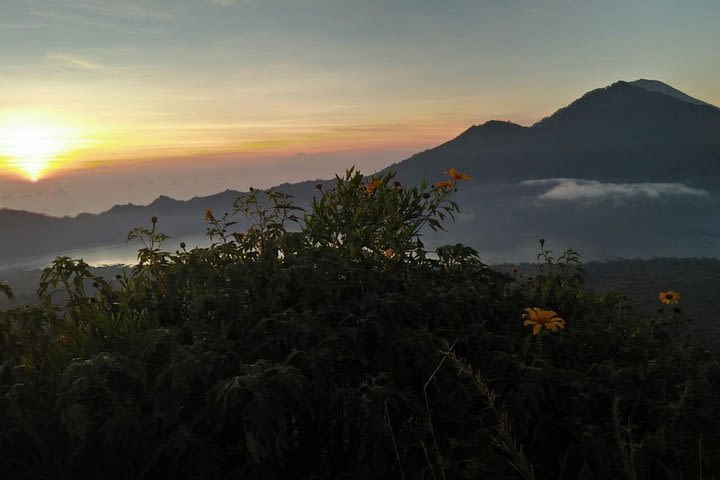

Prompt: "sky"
[1,0,719,216]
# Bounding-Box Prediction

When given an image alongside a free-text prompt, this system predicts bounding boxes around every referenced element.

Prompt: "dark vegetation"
[498,258,720,350]
[5,260,720,348]
[1,170,718,479]
[585,259,720,348]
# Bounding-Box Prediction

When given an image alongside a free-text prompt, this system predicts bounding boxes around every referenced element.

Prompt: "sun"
[0,115,78,182]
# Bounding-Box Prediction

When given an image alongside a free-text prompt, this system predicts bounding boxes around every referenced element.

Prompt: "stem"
[423,340,456,480]
[385,400,406,480]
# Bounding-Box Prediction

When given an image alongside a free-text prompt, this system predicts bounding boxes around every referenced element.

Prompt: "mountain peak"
[477,119,523,129]
[531,79,719,137]
[458,120,526,138]
[629,79,716,109]
[150,195,181,208]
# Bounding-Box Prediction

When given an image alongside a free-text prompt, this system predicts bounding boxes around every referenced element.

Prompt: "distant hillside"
[1,79,719,267]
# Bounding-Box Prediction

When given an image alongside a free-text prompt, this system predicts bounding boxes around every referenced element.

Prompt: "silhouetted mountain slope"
[533,81,720,142]
[1,79,719,267]
[388,81,720,186]
[630,79,718,108]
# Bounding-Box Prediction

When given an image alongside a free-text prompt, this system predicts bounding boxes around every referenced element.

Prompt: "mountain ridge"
[2,79,719,266]
[3,79,717,221]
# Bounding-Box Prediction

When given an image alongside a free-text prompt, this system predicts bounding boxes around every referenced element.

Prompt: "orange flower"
[445,168,472,181]
[434,180,454,189]
[523,307,565,335]
[659,291,680,305]
[363,179,383,194]
[204,209,214,221]
[383,248,394,258]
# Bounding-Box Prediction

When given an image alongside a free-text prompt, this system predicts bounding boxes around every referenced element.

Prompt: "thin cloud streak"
[46,53,107,71]
[28,8,166,35]
[522,178,708,201]
[206,0,252,6]
[66,1,176,21]
[0,22,46,29]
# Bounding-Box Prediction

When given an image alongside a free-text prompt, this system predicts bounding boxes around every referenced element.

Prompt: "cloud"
[207,0,251,6]
[30,8,166,35]
[46,52,106,71]
[520,178,573,186]
[521,178,708,201]
[0,22,45,29]
[67,3,175,21]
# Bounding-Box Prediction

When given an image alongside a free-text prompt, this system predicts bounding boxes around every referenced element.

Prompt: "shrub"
[0,169,717,479]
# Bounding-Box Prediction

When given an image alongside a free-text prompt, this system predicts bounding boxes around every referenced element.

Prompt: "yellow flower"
[445,168,472,181]
[523,307,565,335]
[204,209,214,221]
[434,180,454,189]
[659,291,680,305]
[363,179,383,194]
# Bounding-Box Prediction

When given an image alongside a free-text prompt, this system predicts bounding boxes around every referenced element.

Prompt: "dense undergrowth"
[1,169,718,479]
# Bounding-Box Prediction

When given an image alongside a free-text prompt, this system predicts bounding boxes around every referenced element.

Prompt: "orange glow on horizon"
[0,113,93,182]
[0,108,464,182]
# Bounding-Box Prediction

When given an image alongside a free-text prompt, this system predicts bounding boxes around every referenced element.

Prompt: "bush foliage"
[1,169,718,479]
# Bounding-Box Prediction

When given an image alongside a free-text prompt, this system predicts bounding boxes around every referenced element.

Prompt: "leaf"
[60,403,92,440]
[245,432,262,463]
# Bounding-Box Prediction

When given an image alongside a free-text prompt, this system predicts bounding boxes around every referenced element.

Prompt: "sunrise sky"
[2,0,719,215]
